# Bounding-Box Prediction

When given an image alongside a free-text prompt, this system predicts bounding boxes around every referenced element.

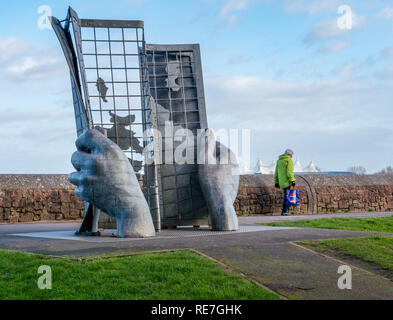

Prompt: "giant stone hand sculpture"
[69,129,155,238]
[198,129,240,231]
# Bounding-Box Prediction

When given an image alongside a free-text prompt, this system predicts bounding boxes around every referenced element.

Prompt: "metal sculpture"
[51,7,240,237]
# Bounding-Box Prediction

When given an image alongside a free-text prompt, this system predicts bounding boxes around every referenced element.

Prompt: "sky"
[0,0,392,174]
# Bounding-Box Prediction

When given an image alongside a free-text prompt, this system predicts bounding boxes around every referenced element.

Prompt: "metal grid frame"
[74,15,148,167]
[58,9,161,229]
[146,44,209,228]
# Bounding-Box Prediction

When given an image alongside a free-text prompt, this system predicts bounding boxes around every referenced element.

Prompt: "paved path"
[239,211,393,224]
[0,221,81,234]
[1,211,390,234]
[0,213,392,300]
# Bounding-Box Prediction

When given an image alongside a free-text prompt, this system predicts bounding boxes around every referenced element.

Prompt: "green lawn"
[263,216,393,233]
[0,249,278,300]
[299,236,393,274]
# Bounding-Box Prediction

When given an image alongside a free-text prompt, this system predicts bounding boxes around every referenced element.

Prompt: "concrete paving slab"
[8,225,297,243]
[0,221,81,234]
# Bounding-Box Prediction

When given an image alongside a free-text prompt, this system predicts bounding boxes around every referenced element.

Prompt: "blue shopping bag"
[285,187,299,206]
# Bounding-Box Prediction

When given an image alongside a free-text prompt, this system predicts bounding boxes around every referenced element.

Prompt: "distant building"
[255,160,264,174]
[294,159,303,173]
[255,159,276,174]
[254,158,321,174]
[304,160,320,173]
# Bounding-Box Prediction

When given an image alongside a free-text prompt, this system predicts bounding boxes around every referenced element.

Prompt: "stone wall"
[1,174,393,224]
[0,175,84,223]
[235,174,393,215]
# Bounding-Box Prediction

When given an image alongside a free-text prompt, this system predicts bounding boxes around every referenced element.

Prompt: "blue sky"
[0,0,393,173]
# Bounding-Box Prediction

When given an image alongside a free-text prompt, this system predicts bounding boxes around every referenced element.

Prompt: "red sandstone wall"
[234,185,393,216]
[234,174,393,216]
[1,174,393,224]
[314,185,393,213]
[0,175,84,224]
[0,189,84,223]
[234,186,309,215]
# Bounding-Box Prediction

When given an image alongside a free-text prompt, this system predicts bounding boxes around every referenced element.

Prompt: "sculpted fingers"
[71,151,97,172]
[76,129,109,154]
[76,129,128,161]
[68,171,97,202]
[74,185,90,202]
[68,171,97,186]
[68,171,84,186]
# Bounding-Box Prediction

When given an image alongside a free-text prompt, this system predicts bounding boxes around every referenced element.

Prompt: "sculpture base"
[75,231,101,237]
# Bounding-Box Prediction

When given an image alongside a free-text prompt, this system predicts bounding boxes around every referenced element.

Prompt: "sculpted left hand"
[198,129,240,231]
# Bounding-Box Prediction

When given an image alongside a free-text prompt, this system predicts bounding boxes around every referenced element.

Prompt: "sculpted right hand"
[68,129,155,238]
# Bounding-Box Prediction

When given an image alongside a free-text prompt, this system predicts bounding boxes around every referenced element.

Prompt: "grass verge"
[298,236,393,277]
[262,216,393,233]
[0,249,278,300]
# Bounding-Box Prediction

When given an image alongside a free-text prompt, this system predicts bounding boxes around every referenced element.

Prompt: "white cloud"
[304,19,344,44]
[284,0,342,15]
[205,75,384,129]
[378,6,393,19]
[218,0,251,25]
[5,56,63,81]
[219,0,250,16]
[0,37,65,81]
[0,38,27,64]
[7,57,40,75]
[304,12,365,45]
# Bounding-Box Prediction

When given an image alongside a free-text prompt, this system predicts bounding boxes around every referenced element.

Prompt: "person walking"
[274,149,296,216]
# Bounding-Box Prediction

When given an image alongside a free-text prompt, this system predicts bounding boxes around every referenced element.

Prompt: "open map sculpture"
[50,7,239,237]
